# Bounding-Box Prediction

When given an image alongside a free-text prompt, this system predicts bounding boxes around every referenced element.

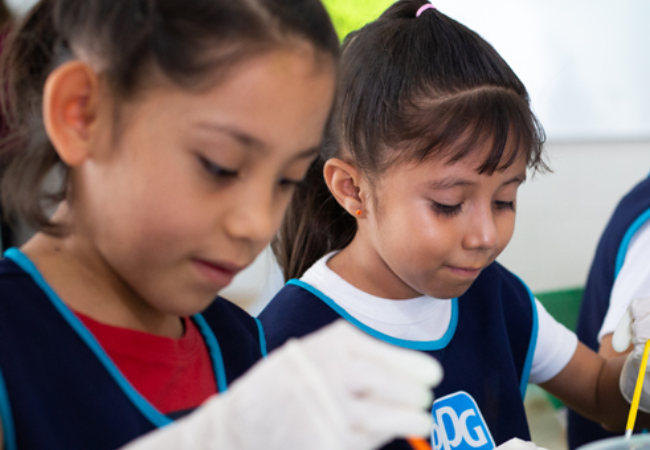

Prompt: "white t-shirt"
[301,253,578,385]
[598,220,650,342]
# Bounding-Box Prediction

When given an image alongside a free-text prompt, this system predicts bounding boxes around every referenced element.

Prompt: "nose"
[463,206,498,251]
[223,184,278,247]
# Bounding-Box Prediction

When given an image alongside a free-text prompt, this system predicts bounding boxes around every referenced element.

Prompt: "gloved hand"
[613,297,650,411]
[496,438,548,450]
[120,320,443,450]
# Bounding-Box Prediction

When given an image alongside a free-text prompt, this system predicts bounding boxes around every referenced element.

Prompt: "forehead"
[116,48,336,153]
[379,144,528,190]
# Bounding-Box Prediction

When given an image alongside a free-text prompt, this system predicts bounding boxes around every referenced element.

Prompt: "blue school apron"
[0,248,266,450]
[259,261,537,450]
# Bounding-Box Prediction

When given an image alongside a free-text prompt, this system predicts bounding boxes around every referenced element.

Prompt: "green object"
[536,287,584,333]
[322,0,396,41]
[534,287,585,410]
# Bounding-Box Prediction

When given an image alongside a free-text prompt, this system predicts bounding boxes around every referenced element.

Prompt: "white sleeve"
[528,299,578,384]
[598,220,650,343]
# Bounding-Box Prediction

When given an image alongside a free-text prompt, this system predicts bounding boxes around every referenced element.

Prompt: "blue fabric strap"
[192,315,229,392]
[518,278,539,398]
[3,247,229,422]
[287,279,459,351]
[254,317,268,358]
[615,207,650,278]
[0,368,17,450]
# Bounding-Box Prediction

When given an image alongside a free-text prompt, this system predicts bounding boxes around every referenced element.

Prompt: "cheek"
[496,213,517,252]
[273,192,293,227]
[103,179,212,256]
[376,200,451,258]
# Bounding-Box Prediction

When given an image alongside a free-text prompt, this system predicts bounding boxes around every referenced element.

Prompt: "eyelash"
[432,202,462,217]
[494,201,516,212]
[433,202,463,217]
[278,178,308,189]
[432,201,516,216]
[199,156,238,180]
[199,155,306,189]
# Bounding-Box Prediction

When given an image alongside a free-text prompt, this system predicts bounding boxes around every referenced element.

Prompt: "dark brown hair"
[0,1,11,30]
[0,0,339,234]
[275,0,547,281]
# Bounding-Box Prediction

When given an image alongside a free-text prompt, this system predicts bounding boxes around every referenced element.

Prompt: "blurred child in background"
[568,173,650,448]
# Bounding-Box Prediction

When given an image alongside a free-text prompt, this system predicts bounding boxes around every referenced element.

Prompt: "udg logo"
[430,392,495,450]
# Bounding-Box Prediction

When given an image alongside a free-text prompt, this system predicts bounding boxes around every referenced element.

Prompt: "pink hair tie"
[416,3,436,17]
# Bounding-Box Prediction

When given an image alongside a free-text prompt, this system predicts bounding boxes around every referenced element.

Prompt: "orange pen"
[407,437,433,450]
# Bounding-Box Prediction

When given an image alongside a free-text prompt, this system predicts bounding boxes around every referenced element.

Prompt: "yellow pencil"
[408,437,433,450]
[625,340,650,439]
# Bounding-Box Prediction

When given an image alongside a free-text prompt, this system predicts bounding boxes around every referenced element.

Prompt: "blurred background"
[2,1,650,448]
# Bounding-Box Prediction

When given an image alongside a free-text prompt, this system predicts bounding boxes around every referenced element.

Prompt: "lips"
[445,265,485,277]
[192,258,245,288]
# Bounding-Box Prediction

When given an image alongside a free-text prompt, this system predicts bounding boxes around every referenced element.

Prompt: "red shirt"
[77,313,217,415]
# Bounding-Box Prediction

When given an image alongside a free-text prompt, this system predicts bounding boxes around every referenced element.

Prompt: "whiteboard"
[433,0,650,142]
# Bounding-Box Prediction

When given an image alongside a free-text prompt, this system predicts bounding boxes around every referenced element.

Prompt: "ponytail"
[0,0,67,234]
[273,157,356,281]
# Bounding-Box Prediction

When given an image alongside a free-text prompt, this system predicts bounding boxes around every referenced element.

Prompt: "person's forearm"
[593,356,634,431]
[540,343,640,431]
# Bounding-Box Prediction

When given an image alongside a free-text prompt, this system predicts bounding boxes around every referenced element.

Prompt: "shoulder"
[465,262,536,331]
[0,256,29,280]
[622,175,650,204]
[472,261,533,301]
[0,256,44,313]
[259,281,340,352]
[260,280,340,321]
[202,296,260,337]
[603,175,650,243]
[201,297,265,383]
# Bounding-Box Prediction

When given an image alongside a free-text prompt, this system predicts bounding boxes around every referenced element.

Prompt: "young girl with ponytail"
[260,1,650,449]
[0,1,442,449]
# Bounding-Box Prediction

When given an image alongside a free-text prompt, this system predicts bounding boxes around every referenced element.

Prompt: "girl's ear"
[43,60,100,167]
[324,158,365,215]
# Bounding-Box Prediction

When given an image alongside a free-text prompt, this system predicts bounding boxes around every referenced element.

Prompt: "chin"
[426,282,474,300]
[160,293,219,318]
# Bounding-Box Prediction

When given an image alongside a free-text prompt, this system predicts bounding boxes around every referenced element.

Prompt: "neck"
[327,234,422,300]
[20,231,184,339]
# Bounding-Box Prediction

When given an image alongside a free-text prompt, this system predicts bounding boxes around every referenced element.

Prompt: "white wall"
[219,247,284,315]
[435,0,650,141]
[497,140,650,293]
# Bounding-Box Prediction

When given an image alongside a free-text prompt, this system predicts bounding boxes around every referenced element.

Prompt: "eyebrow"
[195,122,321,160]
[427,173,527,190]
[296,147,321,159]
[196,122,266,151]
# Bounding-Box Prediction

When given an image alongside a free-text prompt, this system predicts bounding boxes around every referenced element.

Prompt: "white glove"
[614,298,650,412]
[496,438,548,450]
[120,320,443,450]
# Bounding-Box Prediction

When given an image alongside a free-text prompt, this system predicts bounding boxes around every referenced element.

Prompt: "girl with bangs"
[259,1,650,449]
[0,0,443,449]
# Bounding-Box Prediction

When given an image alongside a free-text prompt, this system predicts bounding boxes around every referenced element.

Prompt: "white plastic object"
[496,438,548,450]
[613,307,633,353]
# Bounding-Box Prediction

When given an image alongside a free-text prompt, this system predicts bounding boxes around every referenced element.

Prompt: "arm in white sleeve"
[120,320,443,450]
[528,299,578,385]
[599,220,650,342]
